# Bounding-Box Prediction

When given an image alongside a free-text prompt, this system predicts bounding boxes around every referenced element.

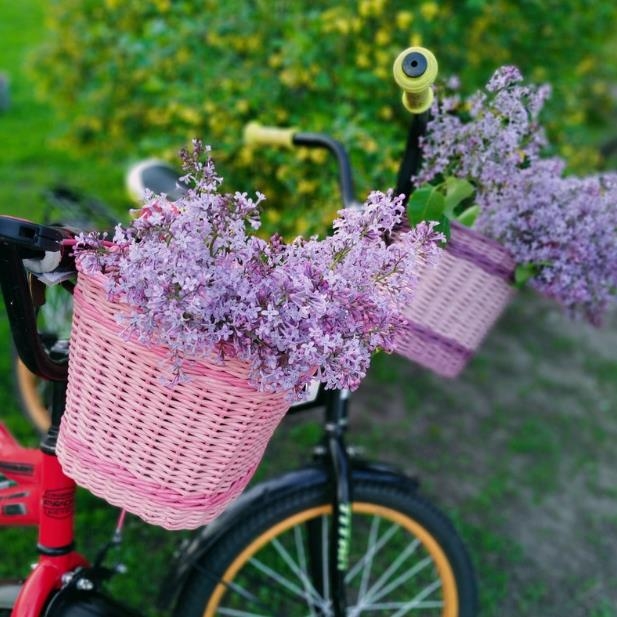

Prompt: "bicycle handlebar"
[0,216,68,255]
[244,122,297,149]
[244,122,359,209]
[0,216,74,381]
[392,47,438,114]
[392,46,438,204]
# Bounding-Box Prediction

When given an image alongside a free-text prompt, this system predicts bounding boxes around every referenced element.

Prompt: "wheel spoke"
[243,538,328,610]
[369,556,435,603]
[218,581,267,609]
[354,535,425,613]
[190,560,276,612]
[271,537,327,608]
[389,579,444,617]
[362,535,421,598]
[293,524,319,617]
[348,598,444,612]
[346,521,399,584]
[357,515,381,602]
[214,549,324,615]
[190,488,472,617]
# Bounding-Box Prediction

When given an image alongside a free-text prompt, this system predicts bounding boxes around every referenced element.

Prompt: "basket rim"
[446,221,516,281]
[72,267,270,387]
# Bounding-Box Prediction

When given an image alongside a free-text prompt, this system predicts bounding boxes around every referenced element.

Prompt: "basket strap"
[446,236,514,281]
[403,319,473,359]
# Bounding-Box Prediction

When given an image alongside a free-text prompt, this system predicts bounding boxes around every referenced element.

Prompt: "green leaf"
[436,214,451,241]
[456,204,481,227]
[443,177,475,217]
[514,263,537,288]
[406,185,446,226]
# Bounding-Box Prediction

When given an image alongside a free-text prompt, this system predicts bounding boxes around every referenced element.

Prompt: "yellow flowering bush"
[32,0,617,237]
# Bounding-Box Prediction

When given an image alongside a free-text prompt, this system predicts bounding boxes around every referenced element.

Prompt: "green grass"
[346,292,617,615]
[0,3,128,221]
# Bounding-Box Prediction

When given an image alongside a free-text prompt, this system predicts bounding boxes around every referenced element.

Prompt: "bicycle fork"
[322,389,353,617]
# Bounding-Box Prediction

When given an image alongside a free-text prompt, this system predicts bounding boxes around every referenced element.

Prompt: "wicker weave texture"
[394,319,472,379]
[395,223,515,377]
[56,272,291,530]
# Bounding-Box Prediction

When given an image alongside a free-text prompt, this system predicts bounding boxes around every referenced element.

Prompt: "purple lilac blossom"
[417,66,617,324]
[477,163,617,325]
[75,140,443,396]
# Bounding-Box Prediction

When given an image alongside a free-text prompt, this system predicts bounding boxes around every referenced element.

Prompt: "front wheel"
[174,479,477,616]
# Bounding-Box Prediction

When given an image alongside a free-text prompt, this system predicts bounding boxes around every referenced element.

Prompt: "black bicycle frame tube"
[40,379,68,455]
[394,111,429,208]
[292,132,357,209]
[323,388,352,616]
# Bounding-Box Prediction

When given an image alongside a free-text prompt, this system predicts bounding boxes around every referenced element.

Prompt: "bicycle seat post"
[323,388,352,616]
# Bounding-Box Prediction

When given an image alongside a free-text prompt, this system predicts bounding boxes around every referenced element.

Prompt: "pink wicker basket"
[395,222,516,378]
[56,271,291,530]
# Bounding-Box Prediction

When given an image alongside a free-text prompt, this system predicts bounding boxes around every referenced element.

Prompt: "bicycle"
[1,46,478,616]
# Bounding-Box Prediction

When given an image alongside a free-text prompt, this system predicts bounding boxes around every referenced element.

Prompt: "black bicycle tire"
[173,478,477,617]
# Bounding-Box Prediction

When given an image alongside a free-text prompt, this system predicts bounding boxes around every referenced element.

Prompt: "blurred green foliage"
[31,1,617,237]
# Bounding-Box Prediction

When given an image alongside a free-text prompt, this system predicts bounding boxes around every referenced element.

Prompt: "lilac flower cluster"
[417,65,551,190]
[478,162,617,325]
[417,66,617,324]
[76,140,443,395]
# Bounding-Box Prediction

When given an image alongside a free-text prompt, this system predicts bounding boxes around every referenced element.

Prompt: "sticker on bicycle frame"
[2,503,27,516]
[290,378,321,408]
[337,502,352,571]
[0,475,18,490]
[42,488,74,519]
[0,461,35,476]
[0,490,28,501]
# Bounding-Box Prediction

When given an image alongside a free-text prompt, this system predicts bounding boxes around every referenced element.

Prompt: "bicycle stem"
[394,111,429,208]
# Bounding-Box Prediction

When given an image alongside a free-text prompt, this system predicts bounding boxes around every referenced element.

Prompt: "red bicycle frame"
[0,421,88,617]
[0,225,91,617]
